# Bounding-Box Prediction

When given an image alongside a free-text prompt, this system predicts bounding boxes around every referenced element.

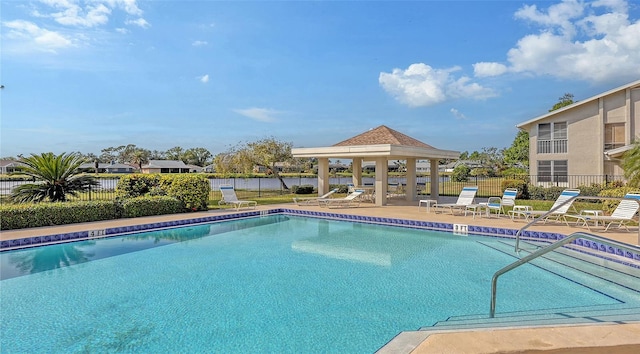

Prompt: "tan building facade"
[517,79,640,187]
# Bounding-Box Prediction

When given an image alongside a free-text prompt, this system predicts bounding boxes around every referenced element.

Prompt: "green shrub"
[527,185,565,201]
[116,174,162,198]
[451,165,470,182]
[331,184,350,194]
[162,174,210,211]
[598,187,639,214]
[116,174,209,211]
[577,183,605,197]
[291,184,314,194]
[0,201,121,230]
[121,196,185,218]
[501,179,529,199]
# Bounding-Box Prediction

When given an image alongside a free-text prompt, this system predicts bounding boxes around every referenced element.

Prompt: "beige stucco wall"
[524,84,640,185]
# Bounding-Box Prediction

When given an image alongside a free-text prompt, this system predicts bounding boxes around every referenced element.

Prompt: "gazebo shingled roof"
[333,125,435,148]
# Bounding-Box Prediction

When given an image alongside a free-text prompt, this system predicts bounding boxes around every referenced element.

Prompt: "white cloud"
[473,62,508,77]
[199,74,209,83]
[125,18,150,29]
[3,0,150,55]
[192,40,208,46]
[475,0,640,83]
[233,108,280,122]
[3,19,73,52]
[106,0,144,16]
[379,63,496,107]
[49,2,112,27]
[450,108,467,120]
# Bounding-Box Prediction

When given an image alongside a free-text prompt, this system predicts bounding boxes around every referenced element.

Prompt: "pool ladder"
[490,194,640,318]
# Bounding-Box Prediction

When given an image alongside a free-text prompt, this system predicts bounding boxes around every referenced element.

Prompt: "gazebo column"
[430,159,439,200]
[374,157,388,206]
[351,158,362,188]
[317,158,330,196]
[405,158,417,201]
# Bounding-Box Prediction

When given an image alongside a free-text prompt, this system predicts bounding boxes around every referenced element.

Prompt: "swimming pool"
[1,214,639,353]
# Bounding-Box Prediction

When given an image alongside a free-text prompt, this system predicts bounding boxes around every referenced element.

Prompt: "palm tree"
[622,140,640,187]
[10,152,99,203]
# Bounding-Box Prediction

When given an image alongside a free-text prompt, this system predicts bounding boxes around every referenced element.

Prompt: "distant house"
[186,164,203,173]
[78,162,135,174]
[517,79,640,186]
[362,160,405,172]
[202,164,215,173]
[0,160,26,174]
[442,160,484,173]
[141,160,190,174]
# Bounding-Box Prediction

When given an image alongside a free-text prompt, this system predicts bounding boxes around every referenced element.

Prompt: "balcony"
[537,139,567,154]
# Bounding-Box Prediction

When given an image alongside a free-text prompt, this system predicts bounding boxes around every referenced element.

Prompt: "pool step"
[477,239,640,294]
[419,238,640,332]
[422,306,640,331]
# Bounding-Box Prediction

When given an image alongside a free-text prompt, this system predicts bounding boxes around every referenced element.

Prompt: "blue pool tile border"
[2,208,639,268]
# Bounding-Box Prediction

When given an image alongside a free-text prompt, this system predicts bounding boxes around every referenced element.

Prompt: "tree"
[503,130,529,168]
[100,146,119,163]
[451,164,470,182]
[218,138,294,189]
[549,93,574,112]
[165,146,185,162]
[213,151,243,175]
[150,150,165,160]
[130,148,151,170]
[184,147,212,166]
[9,152,99,203]
[622,140,640,187]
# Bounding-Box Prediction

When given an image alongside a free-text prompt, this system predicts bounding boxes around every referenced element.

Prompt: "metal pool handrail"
[490,231,638,318]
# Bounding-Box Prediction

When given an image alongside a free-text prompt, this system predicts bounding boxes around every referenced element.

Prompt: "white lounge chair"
[319,189,364,208]
[565,192,640,231]
[433,186,478,215]
[293,188,339,206]
[485,188,518,217]
[218,184,257,210]
[509,189,580,222]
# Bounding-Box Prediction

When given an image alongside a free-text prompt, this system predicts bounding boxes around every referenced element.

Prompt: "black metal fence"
[0,175,626,203]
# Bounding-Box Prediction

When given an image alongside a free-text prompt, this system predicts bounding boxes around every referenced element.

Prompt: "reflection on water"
[291,219,438,266]
[1,215,290,280]
[6,242,95,279]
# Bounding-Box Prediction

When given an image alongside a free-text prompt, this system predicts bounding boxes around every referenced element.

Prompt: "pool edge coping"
[2,208,639,268]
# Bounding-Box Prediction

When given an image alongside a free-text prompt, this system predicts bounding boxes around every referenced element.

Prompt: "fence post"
[258,178,261,198]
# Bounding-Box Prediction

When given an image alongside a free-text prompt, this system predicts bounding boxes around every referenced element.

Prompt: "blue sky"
[1,0,639,159]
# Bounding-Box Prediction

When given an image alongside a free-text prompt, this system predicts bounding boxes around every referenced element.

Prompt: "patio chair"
[218,184,257,210]
[484,188,518,217]
[564,192,640,231]
[293,188,339,206]
[319,189,364,208]
[509,189,580,222]
[432,186,478,215]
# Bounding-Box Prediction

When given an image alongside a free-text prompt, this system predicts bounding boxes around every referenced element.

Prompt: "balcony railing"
[537,139,568,154]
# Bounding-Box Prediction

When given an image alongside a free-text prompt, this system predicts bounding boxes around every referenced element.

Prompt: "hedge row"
[116,174,210,211]
[0,196,185,230]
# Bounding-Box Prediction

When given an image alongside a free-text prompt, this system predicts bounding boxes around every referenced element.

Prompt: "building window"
[537,122,568,154]
[538,160,568,182]
[604,123,625,150]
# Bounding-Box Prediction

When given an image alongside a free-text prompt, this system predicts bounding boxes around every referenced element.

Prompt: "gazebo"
[291,125,460,206]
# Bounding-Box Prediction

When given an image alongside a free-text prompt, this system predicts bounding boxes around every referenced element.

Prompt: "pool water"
[1,215,637,353]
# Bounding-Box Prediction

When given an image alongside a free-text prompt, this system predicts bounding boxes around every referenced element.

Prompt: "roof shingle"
[332,125,434,148]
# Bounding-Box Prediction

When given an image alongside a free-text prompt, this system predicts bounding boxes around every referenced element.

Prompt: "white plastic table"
[580,209,602,226]
[418,199,437,212]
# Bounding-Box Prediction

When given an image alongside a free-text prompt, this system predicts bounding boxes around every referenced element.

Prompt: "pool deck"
[1,199,639,353]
